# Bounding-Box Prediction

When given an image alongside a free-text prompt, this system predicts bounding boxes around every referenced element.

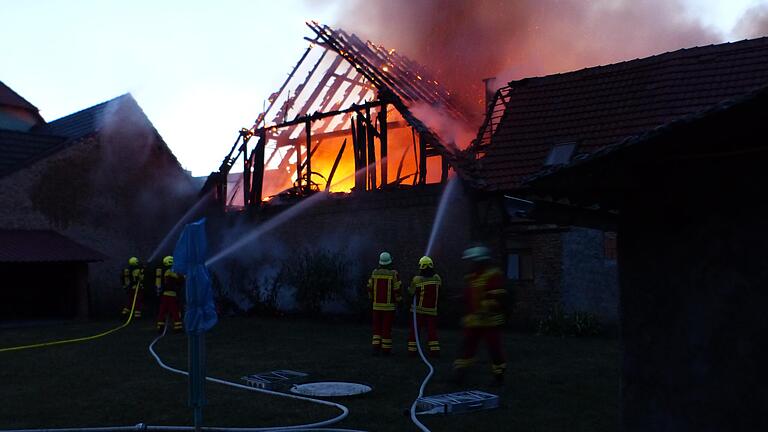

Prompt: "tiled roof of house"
[0,130,66,177]
[1,94,148,178]
[33,94,130,140]
[0,80,39,112]
[0,229,106,262]
[475,36,768,191]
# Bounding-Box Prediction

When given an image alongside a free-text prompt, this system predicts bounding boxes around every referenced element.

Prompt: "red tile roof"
[0,230,106,263]
[475,36,768,191]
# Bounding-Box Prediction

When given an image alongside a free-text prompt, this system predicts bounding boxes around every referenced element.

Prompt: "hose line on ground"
[408,296,434,432]
[148,326,366,432]
[0,283,141,353]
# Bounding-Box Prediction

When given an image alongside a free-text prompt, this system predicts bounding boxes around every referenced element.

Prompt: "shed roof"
[0,229,106,263]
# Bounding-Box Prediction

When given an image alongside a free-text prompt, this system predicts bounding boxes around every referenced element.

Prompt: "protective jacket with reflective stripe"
[123,267,144,290]
[367,267,401,311]
[463,267,506,328]
[162,270,184,297]
[408,274,441,316]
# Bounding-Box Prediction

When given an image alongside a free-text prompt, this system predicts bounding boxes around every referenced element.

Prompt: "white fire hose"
[408,296,434,432]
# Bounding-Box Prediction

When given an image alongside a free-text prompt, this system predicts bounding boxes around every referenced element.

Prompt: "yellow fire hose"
[0,283,142,353]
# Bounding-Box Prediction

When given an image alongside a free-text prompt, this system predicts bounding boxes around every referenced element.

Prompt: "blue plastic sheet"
[173,218,218,334]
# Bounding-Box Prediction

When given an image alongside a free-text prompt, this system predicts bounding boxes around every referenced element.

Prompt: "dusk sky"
[2,0,766,176]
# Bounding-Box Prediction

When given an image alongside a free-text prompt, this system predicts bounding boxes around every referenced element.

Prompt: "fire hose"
[408,296,434,432]
[0,282,142,353]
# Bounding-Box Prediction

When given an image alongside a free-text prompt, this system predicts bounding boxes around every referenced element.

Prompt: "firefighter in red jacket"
[453,246,507,385]
[156,255,184,333]
[367,251,402,356]
[407,256,441,358]
[121,256,145,318]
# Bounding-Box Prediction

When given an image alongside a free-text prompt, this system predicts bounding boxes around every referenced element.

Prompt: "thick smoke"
[734,3,768,39]
[317,0,721,123]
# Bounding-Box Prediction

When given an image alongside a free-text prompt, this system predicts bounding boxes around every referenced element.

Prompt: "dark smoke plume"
[315,0,721,123]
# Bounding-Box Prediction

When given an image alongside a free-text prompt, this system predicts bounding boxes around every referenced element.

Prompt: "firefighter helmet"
[419,256,434,269]
[379,252,392,265]
[162,256,174,267]
[128,256,139,266]
[462,246,491,261]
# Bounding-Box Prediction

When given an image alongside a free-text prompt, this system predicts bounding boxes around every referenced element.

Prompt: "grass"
[0,317,619,431]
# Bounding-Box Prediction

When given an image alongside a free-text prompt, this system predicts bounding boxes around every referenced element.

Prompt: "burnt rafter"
[210,22,468,209]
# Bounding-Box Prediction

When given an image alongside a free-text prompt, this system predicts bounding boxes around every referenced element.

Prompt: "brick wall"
[561,227,619,323]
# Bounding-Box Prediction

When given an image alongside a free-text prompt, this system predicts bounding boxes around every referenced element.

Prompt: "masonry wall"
[207,182,474,326]
[0,113,196,316]
[561,227,619,323]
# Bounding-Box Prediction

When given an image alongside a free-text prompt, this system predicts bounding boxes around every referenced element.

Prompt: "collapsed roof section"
[209,22,465,210]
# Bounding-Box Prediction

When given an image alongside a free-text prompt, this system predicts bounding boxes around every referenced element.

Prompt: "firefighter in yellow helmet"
[121,256,145,318]
[155,255,184,333]
[367,251,402,355]
[407,256,442,358]
[453,246,508,385]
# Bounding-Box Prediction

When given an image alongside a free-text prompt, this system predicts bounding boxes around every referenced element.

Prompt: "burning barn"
[202,22,477,317]
[204,21,467,209]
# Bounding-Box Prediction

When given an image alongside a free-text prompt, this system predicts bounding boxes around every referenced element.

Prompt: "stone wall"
[561,227,619,323]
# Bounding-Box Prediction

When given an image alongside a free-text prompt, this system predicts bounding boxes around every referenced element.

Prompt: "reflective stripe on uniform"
[162,291,177,297]
[453,358,475,369]
[491,363,507,375]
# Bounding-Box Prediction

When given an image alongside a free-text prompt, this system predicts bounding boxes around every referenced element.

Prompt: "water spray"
[205,162,379,267]
[149,191,214,263]
[424,176,460,257]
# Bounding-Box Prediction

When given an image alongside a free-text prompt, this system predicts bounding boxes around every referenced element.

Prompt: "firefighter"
[156,255,184,333]
[453,246,507,385]
[121,256,145,318]
[407,256,441,358]
[367,251,402,356]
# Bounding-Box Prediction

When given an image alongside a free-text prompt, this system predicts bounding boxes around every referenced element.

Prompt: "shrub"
[279,247,352,316]
[537,305,601,337]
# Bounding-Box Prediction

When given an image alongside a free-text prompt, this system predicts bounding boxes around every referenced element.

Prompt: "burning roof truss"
[210,22,465,209]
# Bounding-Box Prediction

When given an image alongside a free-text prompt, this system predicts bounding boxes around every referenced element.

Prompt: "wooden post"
[305,119,312,193]
[378,104,388,186]
[295,136,302,190]
[365,106,376,189]
[355,113,368,191]
[441,154,449,183]
[418,133,427,184]
[326,138,347,192]
[242,139,250,206]
[250,131,266,205]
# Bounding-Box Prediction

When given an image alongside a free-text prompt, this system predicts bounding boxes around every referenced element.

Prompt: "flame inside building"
[207,22,467,209]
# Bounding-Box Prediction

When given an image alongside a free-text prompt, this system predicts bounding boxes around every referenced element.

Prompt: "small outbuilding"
[0,229,105,320]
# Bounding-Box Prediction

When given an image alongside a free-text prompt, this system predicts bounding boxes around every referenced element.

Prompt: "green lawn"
[0,317,618,431]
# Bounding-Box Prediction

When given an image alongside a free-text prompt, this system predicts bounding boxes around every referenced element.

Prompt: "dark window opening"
[507,250,534,280]
[544,142,577,166]
[604,231,617,260]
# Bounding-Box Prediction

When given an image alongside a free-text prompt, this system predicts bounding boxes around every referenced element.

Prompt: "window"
[507,250,534,280]
[604,231,617,260]
[544,142,577,166]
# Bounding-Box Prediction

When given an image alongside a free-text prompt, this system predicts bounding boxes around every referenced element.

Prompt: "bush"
[278,247,352,317]
[537,305,601,337]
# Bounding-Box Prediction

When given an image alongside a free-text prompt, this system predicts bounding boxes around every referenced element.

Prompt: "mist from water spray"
[148,191,213,263]
[424,176,460,257]
[205,162,380,267]
[206,191,330,266]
